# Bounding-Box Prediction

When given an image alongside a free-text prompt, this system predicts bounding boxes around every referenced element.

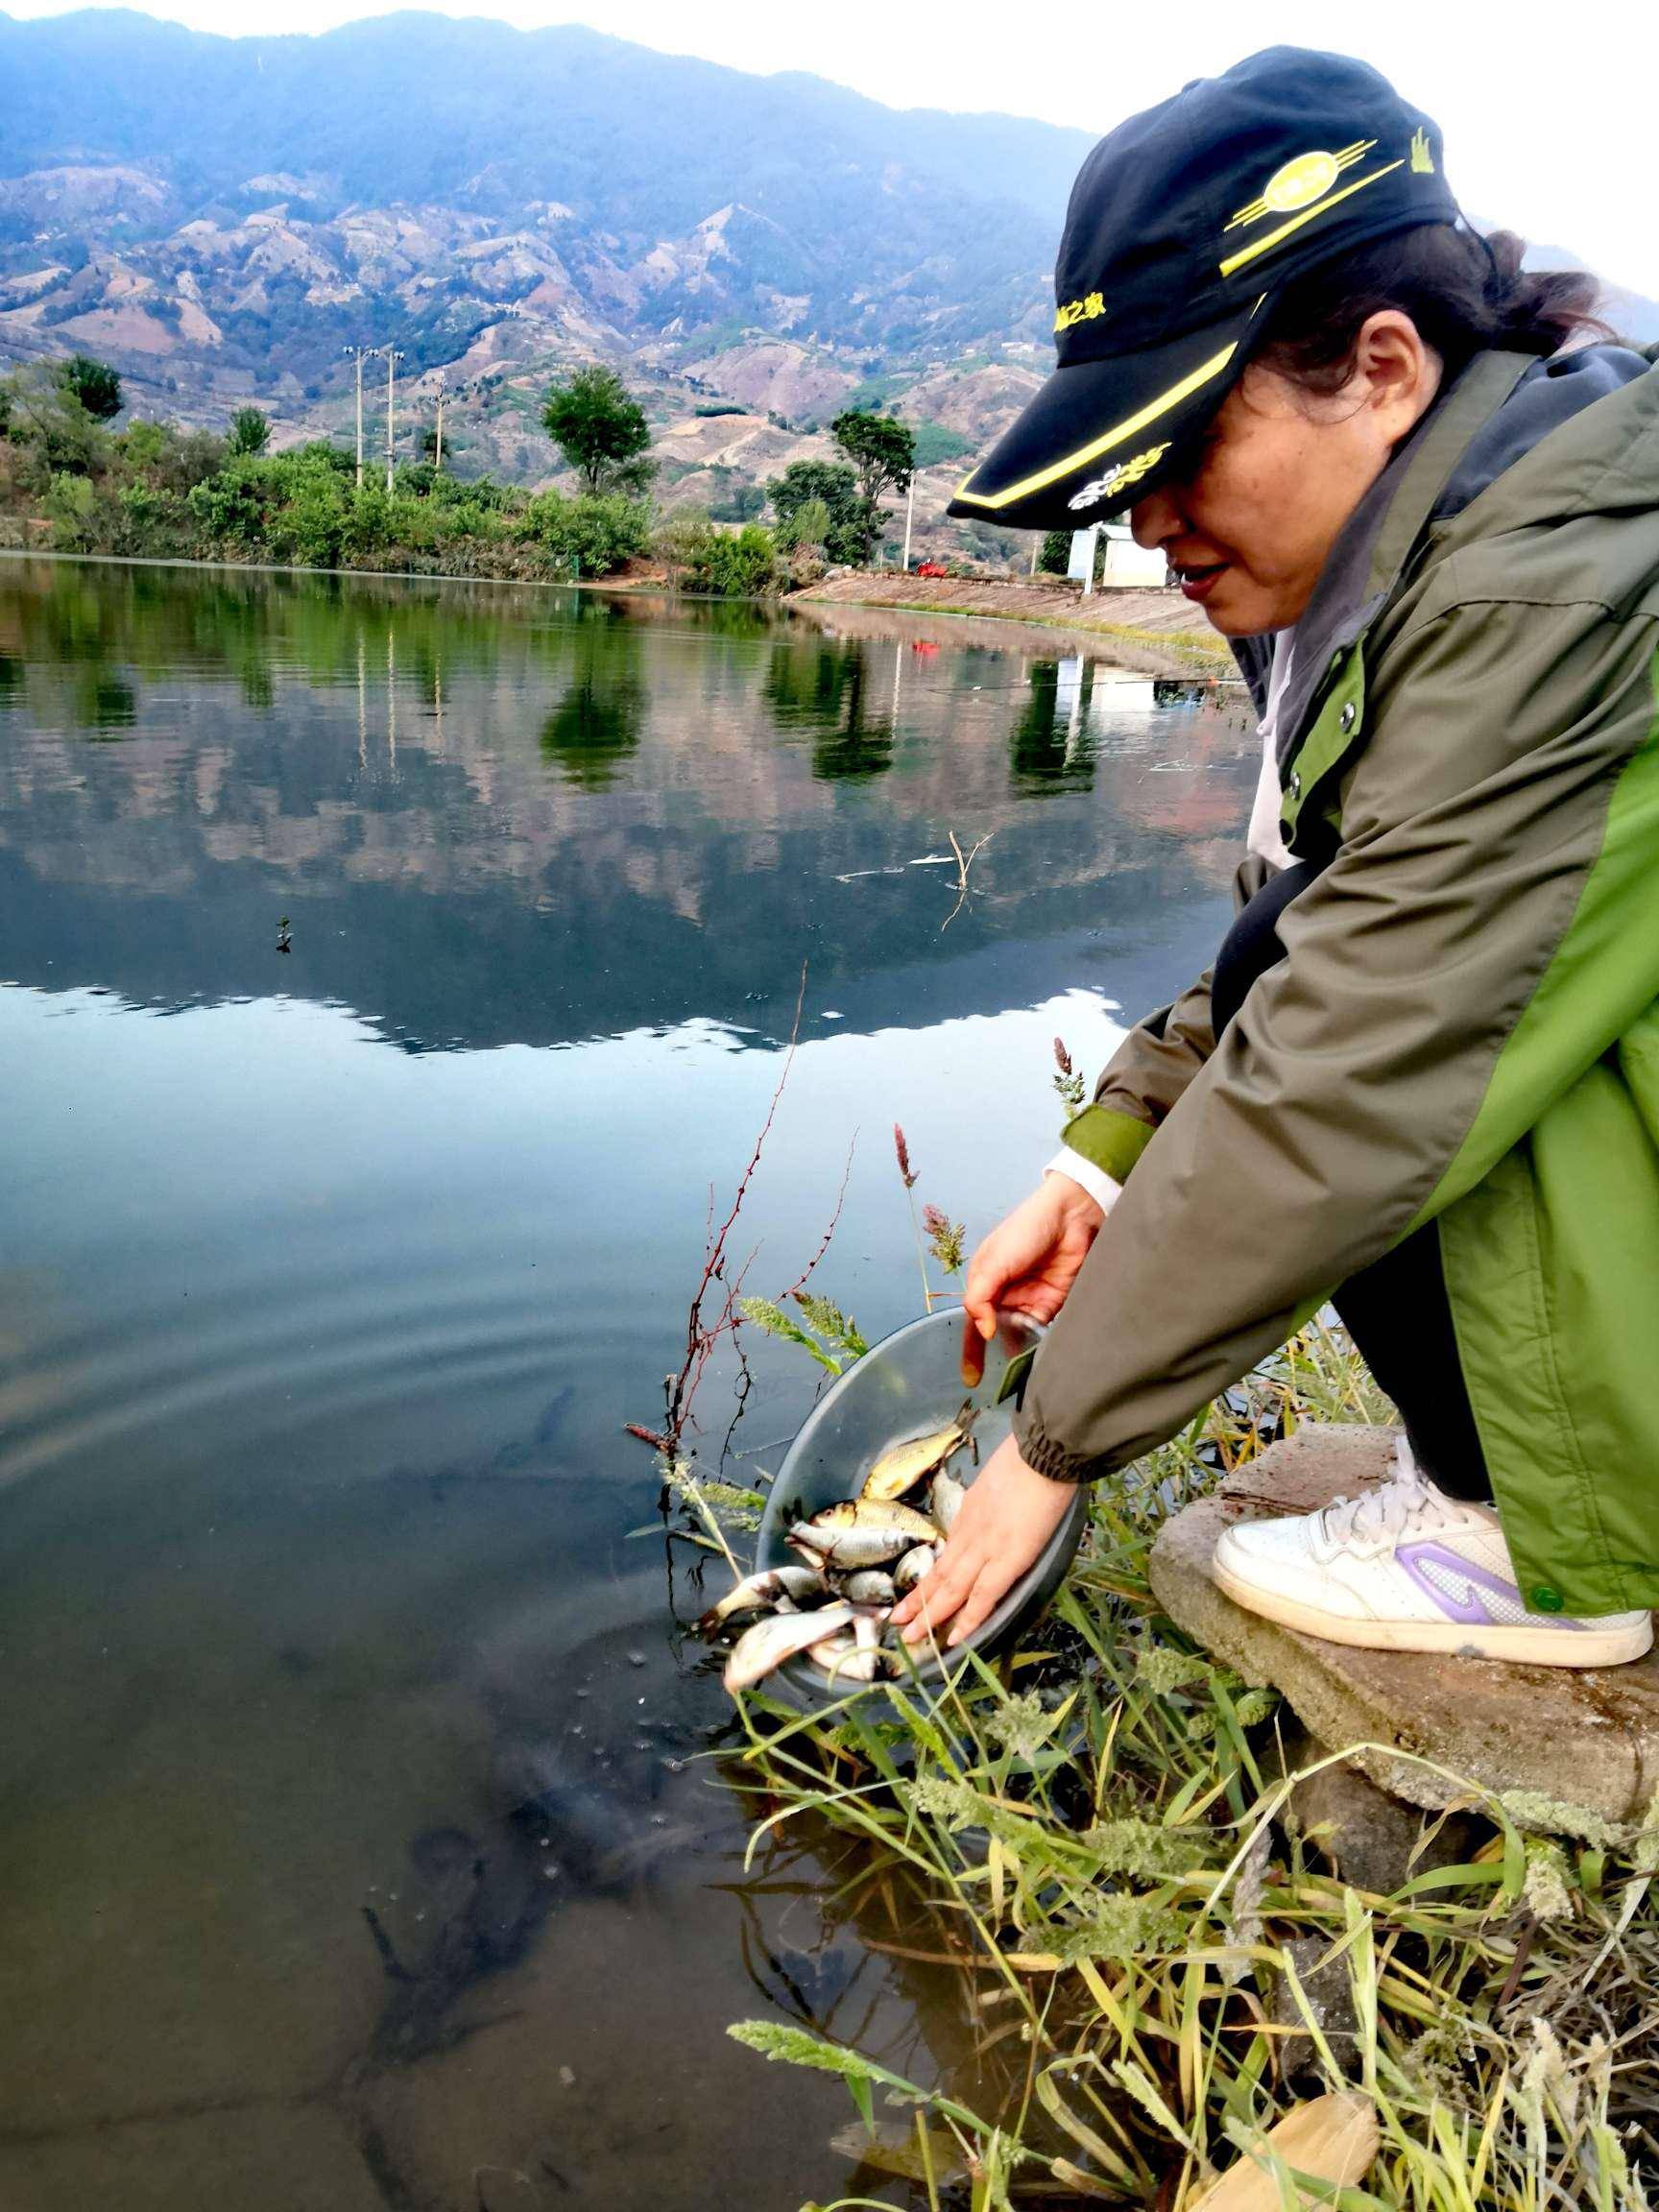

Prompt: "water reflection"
[0,557,1258,2210]
[1010,656,1095,793]
[0,557,1254,1051]
[540,612,648,788]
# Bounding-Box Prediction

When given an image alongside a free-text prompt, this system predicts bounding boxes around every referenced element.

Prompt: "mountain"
[0,9,1652,541]
[0,12,1083,395]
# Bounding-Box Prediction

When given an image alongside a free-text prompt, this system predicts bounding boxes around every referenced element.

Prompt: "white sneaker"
[1211,1440,1652,1668]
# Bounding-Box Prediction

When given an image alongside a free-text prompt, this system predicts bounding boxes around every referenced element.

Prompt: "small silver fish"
[841,1569,898,1605]
[822,1646,904,1684]
[697,1564,829,1637]
[815,1613,901,1685]
[930,1470,967,1536]
[787,1499,939,1571]
[809,1627,858,1671]
[892,1542,938,1595]
[725,1600,857,1692]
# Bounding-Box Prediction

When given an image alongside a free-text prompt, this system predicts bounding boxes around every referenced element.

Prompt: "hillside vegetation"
[1,11,1652,565]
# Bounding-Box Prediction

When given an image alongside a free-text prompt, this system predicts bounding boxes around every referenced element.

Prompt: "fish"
[814,1613,902,1685]
[725,1600,857,1692]
[786,1500,940,1570]
[697,1565,830,1637]
[809,1627,858,1673]
[861,1402,977,1502]
[892,1543,938,1594]
[841,1569,898,1606]
[821,1646,904,1685]
[930,1470,968,1536]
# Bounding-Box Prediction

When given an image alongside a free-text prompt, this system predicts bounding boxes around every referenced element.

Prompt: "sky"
[7,0,1658,295]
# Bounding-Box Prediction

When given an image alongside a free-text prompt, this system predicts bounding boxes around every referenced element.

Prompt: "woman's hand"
[891,1433,1076,1649]
[962,1174,1104,1343]
[892,1178,1101,1648]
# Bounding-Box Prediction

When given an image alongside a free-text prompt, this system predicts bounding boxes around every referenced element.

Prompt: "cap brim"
[947,303,1260,532]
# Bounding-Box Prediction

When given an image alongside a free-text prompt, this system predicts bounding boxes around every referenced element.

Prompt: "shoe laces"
[1319,1467,1445,1552]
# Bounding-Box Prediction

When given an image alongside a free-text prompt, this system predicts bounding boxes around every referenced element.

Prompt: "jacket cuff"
[1062,1103,1158,1186]
[1044,1147,1122,1216]
[1010,1415,1102,1485]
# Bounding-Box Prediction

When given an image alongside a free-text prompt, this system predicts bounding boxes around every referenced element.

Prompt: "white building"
[1069,524,1169,590]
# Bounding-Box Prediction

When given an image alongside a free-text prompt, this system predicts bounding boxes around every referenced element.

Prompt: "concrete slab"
[1146,1425,1659,1832]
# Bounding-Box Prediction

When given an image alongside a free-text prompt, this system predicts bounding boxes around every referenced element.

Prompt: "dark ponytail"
[1254,224,1614,397]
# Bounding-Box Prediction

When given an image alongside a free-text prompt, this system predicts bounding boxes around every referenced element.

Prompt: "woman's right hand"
[962,1175,1105,1344]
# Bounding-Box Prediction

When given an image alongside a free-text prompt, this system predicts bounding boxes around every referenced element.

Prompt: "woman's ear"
[1352,310,1441,443]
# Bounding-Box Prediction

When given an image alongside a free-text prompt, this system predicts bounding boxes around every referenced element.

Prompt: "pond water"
[0,556,1255,2211]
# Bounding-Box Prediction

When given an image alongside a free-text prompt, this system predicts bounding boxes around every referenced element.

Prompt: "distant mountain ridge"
[0,9,1652,530]
[0,11,1089,379]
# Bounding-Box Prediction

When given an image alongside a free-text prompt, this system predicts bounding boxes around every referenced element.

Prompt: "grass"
[702,1325,1659,2210]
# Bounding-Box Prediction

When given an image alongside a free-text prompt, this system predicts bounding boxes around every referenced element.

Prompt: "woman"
[893,45,1659,1668]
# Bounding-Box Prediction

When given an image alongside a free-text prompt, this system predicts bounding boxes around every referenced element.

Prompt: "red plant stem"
[779,1133,857,1306]
[625,1423,673,1452]
[661,965,806,1454]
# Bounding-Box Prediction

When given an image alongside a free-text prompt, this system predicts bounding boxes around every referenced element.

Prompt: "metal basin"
[752,1308,1089,1706]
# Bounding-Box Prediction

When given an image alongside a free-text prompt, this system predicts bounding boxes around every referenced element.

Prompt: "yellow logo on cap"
[1410,126,1435,175]
[1054,289,1107,333]
[1227,139,1375,230]
[1068,442,1170,514]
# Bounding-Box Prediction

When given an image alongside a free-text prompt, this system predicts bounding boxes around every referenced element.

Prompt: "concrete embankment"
[788,572,1235,679]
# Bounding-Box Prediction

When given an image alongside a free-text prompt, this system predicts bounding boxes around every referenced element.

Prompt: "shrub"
[525,490,651,576]
[282,469,349,567]
[43,469,96,549]
[680,520,781,599]
[186,458,270,546]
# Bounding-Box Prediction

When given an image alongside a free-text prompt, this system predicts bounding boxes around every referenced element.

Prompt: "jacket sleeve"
[1061,854,1273,1187]
[1015,591,1659,1481]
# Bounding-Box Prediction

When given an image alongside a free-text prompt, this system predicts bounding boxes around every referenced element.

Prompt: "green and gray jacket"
[1017,342,1659,1617]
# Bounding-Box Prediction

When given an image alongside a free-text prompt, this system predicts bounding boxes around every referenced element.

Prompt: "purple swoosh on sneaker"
[1395,1542,1584,1631]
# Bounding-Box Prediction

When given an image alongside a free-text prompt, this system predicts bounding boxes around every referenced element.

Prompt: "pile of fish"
[697,1404,975,1693]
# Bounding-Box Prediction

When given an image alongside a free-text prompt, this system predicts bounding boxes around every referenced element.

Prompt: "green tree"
[768,459,864,565]
[541,366,653,496]
[708,477,765,524]
[1038,529,1072,576]
[830,410,916,565]
[778,495,832,554]
[42,469,97,549]
[228,407,271,457]
[58,354,122,422]
[2,361,108,477]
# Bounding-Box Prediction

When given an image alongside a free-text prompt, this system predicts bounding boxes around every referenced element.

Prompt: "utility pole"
[1081,522,1101,598]
[433,371,445,474]
[902,476,914,571]
[384,347,405,495]
[343,345,378,488]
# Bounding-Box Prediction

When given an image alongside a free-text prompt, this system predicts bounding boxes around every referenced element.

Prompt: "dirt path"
[788,572,1235,678]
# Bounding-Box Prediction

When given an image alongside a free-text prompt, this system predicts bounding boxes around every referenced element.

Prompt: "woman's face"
[1128,312,1442,636]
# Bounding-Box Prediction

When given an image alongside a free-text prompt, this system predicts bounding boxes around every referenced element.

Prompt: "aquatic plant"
[921,1206,966,1279]
[1052,1037,1087,1117]
[740,1294,869,1377]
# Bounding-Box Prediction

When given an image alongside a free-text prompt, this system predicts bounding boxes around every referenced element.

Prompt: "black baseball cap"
[948,48,1462,531]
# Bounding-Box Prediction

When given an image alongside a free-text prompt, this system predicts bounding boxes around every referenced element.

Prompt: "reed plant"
[712,1327,1659,2211]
